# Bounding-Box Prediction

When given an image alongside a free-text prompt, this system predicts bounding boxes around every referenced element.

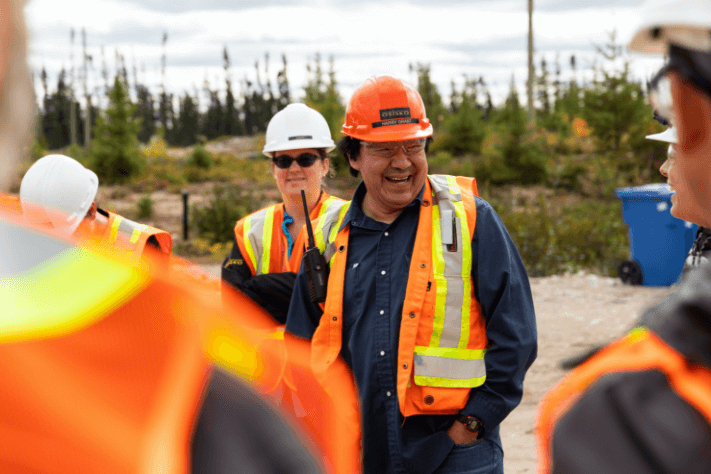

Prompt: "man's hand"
[446,420,481,445]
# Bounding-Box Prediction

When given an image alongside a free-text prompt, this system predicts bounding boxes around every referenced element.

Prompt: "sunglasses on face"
[361,139,426,159]
[272,153,319,169]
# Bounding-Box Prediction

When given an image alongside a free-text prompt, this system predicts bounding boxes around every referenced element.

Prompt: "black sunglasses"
[272,153,319,169]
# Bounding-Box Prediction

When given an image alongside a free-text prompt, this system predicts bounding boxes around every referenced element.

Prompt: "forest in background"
[27,31,670,278]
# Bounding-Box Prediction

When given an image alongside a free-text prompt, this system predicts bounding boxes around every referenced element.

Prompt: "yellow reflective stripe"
[208,329,260,381]
[453,196,472,350]
[315,214,328,253]
[415,346,486,359]
[627,326,649,343]
[330,202,351,243]
[110,215,123,244]
[243,215,258,272]
[261,207,275,274]
[130,224,148,244]
[430,202,446,347]
[0,246,150,343]
[445,174,460,197]
[414,375,486,388]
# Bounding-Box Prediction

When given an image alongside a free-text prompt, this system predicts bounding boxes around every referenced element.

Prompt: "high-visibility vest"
[102,210,172,258]
[0,205,361,474]
[234,192,344,276]
[0,193,21,215]
[536,328,711,474]
[309,175,487,417]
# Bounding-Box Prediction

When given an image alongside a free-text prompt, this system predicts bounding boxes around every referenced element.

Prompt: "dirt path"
[199,265,675,472]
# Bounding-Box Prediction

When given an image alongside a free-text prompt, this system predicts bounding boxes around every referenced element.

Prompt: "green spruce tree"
[90,74,145,183]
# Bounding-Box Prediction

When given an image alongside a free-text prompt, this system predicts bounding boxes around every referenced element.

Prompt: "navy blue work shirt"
[286,181,537,474]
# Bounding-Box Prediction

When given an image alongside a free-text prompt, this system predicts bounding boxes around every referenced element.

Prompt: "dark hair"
[336,136,434,178]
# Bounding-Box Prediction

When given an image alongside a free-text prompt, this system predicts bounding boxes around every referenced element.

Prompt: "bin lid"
[615,183,673,199]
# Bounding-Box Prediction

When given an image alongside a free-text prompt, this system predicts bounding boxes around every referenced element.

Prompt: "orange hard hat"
[341,75,433,142]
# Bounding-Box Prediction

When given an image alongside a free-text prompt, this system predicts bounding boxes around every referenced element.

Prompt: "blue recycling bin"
[615,183,697,286]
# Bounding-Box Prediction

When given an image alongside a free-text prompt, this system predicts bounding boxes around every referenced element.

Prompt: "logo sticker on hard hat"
[373,108,419,128]
[288,135,313,141]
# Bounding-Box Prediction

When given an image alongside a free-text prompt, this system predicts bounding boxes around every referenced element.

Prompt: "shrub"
[187,144,213,169]
[192,185,256,244]
[144,135,168,159]
[137,193,154,219]
[493,194,629,277]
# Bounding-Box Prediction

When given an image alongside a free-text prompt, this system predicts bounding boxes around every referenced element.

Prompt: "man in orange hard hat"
[286,75,538,474]
[536,1,711,473]
[0,1,359,472]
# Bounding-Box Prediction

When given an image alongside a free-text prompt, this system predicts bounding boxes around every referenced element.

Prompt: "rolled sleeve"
[461,197,538,432]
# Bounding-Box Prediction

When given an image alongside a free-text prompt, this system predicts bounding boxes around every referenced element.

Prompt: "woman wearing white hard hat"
[221,103,344,323]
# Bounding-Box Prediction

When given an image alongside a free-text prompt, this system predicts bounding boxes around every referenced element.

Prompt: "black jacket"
[550,264,711,474]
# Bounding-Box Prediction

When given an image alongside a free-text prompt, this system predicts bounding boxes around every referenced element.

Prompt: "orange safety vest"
[234,191,345,275]
[101,210,172,258]
[0,193,21,215]
[0,206,360,473]
[309,175,487,417]
[536,328,711,474]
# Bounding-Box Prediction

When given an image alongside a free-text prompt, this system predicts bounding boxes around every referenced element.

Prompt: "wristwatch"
[457,415,484,436]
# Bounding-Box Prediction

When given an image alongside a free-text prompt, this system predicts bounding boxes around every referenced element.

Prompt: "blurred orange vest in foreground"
[536,329,711,474]
[0,206,360,473]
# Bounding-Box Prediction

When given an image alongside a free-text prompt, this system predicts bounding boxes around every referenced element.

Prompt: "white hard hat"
[262,103,336,157]
[20,154,99,234]
[629,0,711,54]
[646,126,678,143]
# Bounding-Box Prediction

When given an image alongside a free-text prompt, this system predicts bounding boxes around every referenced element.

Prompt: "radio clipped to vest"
[301,190,328,303]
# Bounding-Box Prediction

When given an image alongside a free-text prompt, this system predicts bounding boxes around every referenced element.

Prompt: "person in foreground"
[0,2,359,472]
[536,1,711,473]
[286,74,538,474]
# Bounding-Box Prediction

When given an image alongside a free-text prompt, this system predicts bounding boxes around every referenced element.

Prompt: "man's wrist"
[457,415,485,438]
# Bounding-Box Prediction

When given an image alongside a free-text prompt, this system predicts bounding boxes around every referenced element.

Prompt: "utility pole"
[82,28,92,148]
[69,28,77,145]
[527,0,535,125]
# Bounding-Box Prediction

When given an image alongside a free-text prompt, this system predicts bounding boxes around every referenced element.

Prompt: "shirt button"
[381,270,386,275]
[424,395,434,405]
[403,363,408,369]
[386,391,392,397]
[380,310,385,315]
[409,312,415,318]
[384,232,389,236]
[353,263,359,268]
[380,351,385,356]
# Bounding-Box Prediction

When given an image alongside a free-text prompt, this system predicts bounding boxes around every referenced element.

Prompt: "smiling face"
[271,148,328,203]
[350,140,428,222]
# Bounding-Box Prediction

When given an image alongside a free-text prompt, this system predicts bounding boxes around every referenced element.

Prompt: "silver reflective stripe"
[430,174,462,202]
[0,220,71,277]
[114,217,148,251]
[435,194,465,348]
[413,353,486,380]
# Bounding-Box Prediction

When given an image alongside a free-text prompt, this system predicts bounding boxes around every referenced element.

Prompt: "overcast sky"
[26,0,666,110]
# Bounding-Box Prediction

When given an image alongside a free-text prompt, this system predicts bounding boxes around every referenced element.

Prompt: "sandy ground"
[200,265,675,473]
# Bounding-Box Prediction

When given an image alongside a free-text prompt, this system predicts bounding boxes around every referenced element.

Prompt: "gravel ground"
[199,265,676,472]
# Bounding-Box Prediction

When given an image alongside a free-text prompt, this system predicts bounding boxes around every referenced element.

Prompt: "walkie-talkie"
[301,190,328,303]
